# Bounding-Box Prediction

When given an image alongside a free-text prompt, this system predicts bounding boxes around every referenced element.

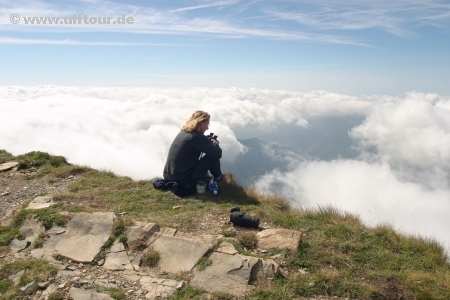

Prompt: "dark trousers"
[188,155,222,187]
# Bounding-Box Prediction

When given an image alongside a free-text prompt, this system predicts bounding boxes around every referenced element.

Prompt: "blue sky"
[1,0,450,95]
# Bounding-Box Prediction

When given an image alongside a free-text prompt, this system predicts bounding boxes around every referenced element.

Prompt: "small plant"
[196,257,212,271]
[212,291,235,300]
[103,236,115,249]
[140,248,160,267]
[169,285,205,299]
[108,287,126,300]
[112,217,126,237]
[0,279,13,294]
[239,231,258,249]
[33,233,46,249]
[52,253,64,261]
[47,291,66,300]
[221,226,237,238]
[118,233,127,244]
[173,270,192,281]
[93,250,106,262]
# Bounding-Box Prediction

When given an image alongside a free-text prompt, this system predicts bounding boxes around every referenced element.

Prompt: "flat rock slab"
[191,250,279,297]
[10,239,29,253]
[126,222,159,251]
[70,287,113,300]
[140,277,185,300]
[216,241,238,255]
[149,234,209,273]
[0,161,18,172]
[20,280,39,295]
[20,218,45,244]
[160,227,177,236]
[55,212,115,263]
[27,196,57,210]
[31,233,63,261]
[256,228,302,252]
[104,251,134,271]
[190,252,255,296]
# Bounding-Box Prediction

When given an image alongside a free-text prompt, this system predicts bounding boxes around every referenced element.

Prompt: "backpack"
[152,178,196,197]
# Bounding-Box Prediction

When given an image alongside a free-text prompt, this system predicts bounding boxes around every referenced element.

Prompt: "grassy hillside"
[1,150,449,300]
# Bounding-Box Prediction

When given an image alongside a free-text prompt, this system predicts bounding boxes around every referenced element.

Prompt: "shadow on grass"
[185,173,261,206]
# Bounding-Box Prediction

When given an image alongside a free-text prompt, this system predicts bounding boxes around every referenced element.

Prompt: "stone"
[125,222,159,250]
[103,251,134,271]
[216,241,238,255]
[129,252,142,271]
[110,240,125,252]
[30,234,62,261]
[38,281,51,289]
[160,227,177,236]
[256,228,302,252]
[58,282,68,289]
[9,270,25,286]
[55,212,115,262]
[148,234,209,273]
[20,280,39,295]
[0,208,15,226]
[10,239,29,253]
[0,161,18,172]
[39,283,58,300]
[27,196,57,210]
[190,252,279,297]
[190,252,255,296]
[69,287,113,300]
[47,226,66,235]
[140,277,184,300]
[19,218,45,244]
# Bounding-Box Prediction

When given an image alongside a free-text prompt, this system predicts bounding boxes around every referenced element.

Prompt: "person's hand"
[212,139,220,145]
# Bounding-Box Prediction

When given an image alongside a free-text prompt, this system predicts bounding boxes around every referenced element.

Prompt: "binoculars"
[206,132,218,141]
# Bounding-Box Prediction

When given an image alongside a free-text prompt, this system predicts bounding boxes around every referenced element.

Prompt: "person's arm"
[193,134,222,159]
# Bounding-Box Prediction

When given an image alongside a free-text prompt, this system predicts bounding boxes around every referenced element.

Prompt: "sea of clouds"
[1,86,449,252]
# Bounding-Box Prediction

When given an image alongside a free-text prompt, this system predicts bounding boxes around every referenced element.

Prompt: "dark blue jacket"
[163,130,222,187]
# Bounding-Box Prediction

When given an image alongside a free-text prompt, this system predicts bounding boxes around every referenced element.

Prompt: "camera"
[206,132,218,141]
[229,206,260,228]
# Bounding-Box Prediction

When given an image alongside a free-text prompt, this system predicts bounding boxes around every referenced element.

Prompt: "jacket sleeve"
[193,134,222,159]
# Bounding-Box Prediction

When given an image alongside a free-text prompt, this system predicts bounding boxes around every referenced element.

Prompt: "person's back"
[163,111,223,189]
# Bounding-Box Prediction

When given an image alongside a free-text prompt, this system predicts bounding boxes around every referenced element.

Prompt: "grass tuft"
[196,257,212,271]
[141,248,160,267]
[47,291,66,300]
[168,285,205,300]
[238,231,258,249]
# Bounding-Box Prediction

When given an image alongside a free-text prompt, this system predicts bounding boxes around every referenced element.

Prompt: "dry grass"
[1,150,450,300]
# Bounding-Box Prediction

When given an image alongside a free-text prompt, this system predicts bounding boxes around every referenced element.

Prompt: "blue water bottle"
[209,179,219,195]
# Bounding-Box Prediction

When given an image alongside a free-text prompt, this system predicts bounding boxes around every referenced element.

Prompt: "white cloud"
[350,92,450,189]
[255,159,450,251]
[2,85,450,251]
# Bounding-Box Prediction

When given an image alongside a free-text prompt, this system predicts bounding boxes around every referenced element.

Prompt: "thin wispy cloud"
[0,0,367,45]
[169,0,239,13]
[265,0,450,37]
[0,37,203,46]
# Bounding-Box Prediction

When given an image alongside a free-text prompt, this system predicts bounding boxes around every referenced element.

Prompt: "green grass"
[0,259,57,299]
[168,285,205,300]
[1,149,450,299]
[90,285,126,300]
[141,248,160,267]
[196,257,212,271]
[47,291,66,300]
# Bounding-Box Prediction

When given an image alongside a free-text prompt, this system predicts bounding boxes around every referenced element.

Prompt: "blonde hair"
[181,110,210,132]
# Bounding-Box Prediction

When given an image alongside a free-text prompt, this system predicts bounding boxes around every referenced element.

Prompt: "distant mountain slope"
[223,115,365,185]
